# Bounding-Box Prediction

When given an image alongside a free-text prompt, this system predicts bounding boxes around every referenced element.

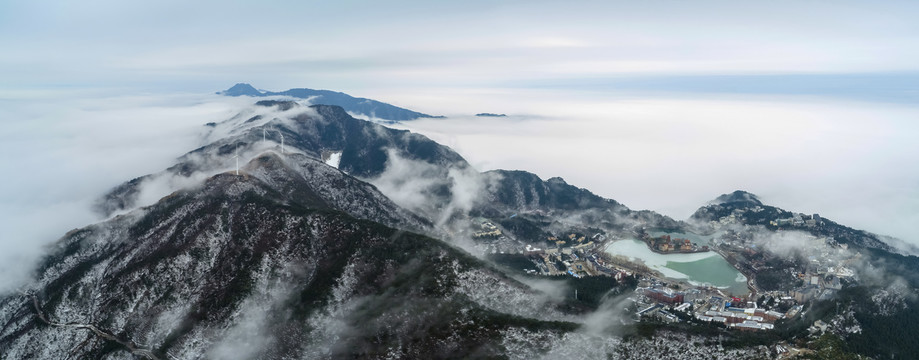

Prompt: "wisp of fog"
[0,90,251,293]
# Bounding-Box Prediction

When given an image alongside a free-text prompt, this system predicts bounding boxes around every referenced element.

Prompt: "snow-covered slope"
[0,163,580,358]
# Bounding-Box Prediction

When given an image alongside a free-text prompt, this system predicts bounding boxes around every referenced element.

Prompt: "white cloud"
[392,91,919,244]
[367,149,496,228]
[0,91,247,293]
[1,0,918,294]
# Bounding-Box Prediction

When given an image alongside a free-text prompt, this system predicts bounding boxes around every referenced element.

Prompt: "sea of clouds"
[391,89,919,249]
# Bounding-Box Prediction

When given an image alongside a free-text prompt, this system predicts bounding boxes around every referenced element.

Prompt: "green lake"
[605,238,748,295]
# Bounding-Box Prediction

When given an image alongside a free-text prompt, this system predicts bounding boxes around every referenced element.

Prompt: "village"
[467,212,861,334]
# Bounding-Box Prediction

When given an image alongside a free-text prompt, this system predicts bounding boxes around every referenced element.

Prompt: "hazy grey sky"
[2,1,919,291]
[2,1,919,95]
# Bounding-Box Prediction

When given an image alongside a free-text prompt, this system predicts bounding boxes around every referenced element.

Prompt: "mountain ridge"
[1,165,587,358]
[691,190,899,252]
[219,83,442,122]
[94,103,467,219]
[3,96,916,359]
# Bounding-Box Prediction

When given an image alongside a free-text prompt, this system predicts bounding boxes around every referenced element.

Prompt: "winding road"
[28,294,163,360]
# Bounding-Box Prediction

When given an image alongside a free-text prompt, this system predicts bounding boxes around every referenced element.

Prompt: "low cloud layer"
[0,91,249,293]
[394,92,919,245]
[2,86,917,296]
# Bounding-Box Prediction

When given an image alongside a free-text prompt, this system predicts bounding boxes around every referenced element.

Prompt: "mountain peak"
[219,83,263,96]
[711,190,763,207]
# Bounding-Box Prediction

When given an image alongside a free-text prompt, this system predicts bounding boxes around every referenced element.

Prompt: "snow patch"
[324,151,342,169]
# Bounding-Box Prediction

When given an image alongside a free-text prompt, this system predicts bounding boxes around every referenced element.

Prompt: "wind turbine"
[233,143,240,175]
[279,131,285,154]
[262,128,266,143]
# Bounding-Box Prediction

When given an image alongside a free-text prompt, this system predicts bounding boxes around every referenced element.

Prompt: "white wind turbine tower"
[262,128,267,143]
[233,143,240,175]
[279,131,285,154]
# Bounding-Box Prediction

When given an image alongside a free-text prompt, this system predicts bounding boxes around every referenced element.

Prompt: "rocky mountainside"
[691,190,898,252]
[95,101,684,241]
[0,99,684,359]
[4,96,915,359]
[708,190,764,208]
[219,83,441,121]
[477,171,683,231]
[0,161,776,358]
[95,101,467,218]
[0,161,584,358]
[688,190,919,358]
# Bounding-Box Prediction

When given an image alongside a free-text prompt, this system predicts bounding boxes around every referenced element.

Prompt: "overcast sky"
[3,0,919,94]
[2,1,919,290]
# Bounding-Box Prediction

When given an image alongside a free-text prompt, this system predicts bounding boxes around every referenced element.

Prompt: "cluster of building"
[644,287,685,304]
[776,235,856,303]
[644,234,709,253]
[634,284,697,323]
[464,206,873,340]
[634,282,795,332]
[546,233,599,253]
[511,225,800,333]
[467,219,527,255]
[713,220,858,303]
[531,249,630,281]
[469,218,610,261]
[466,219,630,282]
[472,221,502,238]
[790,269,849,303]
[696,306,785,331]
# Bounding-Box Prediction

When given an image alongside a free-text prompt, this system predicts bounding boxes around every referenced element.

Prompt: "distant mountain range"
[219,83,442,122]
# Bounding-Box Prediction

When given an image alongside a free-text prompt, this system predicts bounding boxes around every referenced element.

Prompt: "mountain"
[218,83,441,122]
[689,191,919,358]
[0,96,709,357]
[0,98,795,358]
[221,83,263,97]
[95,102,468,218]
[6,97,918,358]
[0,159,588,358]
[94,102,676,241]
[692,190,894,252]
[709,190,763,208]
[472,171,684,240]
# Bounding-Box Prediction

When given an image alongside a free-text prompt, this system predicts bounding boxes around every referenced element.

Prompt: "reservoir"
[605,238,748,295]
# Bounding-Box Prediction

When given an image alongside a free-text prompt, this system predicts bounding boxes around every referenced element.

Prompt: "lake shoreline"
[605,238,749,295]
